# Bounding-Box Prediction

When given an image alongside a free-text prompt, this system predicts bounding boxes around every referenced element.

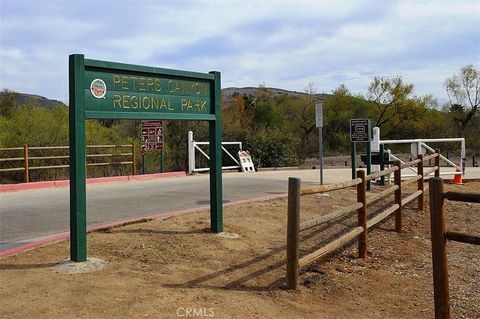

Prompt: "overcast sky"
[1,0,479,104]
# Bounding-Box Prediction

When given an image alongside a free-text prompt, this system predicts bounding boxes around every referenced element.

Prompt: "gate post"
[23,144,29,183]
[417,154,424,211]
[188,131,195,174]
[435,149,441,177]
[394,160,402,233]
[429,177,450,319]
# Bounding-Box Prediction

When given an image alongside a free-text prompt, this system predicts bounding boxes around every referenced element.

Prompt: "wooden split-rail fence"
[0,144,137,183]
[286,150,441,290]
[429,177,480,319]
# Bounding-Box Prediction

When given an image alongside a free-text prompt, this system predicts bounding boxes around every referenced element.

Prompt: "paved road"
[1,167,479,251]
[0,169,338,251]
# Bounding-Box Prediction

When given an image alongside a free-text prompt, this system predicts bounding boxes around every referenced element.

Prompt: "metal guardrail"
[286,151,440,290]
[187,131,242,174]
[0,144,136,183]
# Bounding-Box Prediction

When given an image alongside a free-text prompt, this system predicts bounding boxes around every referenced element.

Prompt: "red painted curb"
[0,171,186,193]
[0,232,70,257]
[128,172,186,181]
[0,193,287,258]
[0,181,57,192]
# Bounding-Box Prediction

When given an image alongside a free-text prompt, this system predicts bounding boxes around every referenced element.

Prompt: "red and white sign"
[238,151,255,173]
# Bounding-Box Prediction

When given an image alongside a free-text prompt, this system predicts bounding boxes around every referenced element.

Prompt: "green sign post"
[69,54,223,262]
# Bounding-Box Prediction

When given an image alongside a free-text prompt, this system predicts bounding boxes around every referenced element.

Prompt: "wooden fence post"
[286,177,301,290]
[23,144,29,183]
[356,170,368,258]
[435,149,440,177]
[394,160,402,232]
[429,177,450,319]
[417,154,424,211]
[131,142,136,176]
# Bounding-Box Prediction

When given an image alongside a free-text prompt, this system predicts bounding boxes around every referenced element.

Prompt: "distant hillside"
[0,91,66,108]
[222,87,308,97]
[4,87,329,109]
[222,87,331,100]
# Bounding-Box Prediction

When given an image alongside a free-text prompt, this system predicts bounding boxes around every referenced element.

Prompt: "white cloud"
[0,48,24,59]
[0,0,478,102]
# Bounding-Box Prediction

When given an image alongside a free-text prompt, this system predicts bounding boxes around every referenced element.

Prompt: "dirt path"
[1,182,479,318]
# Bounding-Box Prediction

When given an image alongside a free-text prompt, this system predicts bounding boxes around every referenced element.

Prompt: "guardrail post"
[435,149,440,177]
[23,144,29,183]
[131,142,136,175]
[394,160,402,232]
[417,154,424,211]
[356,170,368,258]
[429,177,450,319]
[286,177,301,290]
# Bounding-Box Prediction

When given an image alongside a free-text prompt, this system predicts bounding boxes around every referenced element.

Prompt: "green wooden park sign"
[69,54,223,262]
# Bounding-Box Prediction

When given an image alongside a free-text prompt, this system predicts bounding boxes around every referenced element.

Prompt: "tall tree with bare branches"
[445,64,480,136]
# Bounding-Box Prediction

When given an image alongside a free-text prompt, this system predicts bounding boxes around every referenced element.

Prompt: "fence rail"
[0,144,136,183]
[286,150,441,290]
[429,177,480,319]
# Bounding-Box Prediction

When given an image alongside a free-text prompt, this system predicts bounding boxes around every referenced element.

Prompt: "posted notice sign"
[350,119,371,142]
[315,103,323,128]
[141,120,163,150]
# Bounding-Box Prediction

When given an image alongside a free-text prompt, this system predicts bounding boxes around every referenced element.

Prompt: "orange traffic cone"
[453,169,462,184]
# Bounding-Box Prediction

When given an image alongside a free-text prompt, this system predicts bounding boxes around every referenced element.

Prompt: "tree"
[0,89,19,117]
[445,64,480,136]
[367,76,415,133]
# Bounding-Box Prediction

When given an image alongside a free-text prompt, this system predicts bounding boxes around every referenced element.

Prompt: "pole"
[394,160,402,233]
[286,177,301,290]
[188,131,194,174]
[435,149,441,177]
[160,148,164,173]
[316,102,324,185]
[69,54,87,262]
[131,142,136,176]
[23,144,29,183]
[351,142,356,180]
[319,127,323,185]
[379,143,385,186]
[366,121,372,190]
[429,177,450,319]
[417,154,424,211]
[356,170,367,258]
[208,71,223,233]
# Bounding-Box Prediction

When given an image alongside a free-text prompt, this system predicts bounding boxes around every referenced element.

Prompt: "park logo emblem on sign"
[90,79,106,99]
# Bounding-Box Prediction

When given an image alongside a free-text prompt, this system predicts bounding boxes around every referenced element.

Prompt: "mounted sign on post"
[315,102,324,185]
[69,54,223,262]
[141,121,163,150]
[350,119,370,142]
[141,120,164,173]
[350,119,372,189]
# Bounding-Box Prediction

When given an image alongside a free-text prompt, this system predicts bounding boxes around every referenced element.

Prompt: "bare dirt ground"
[1,182,479,319]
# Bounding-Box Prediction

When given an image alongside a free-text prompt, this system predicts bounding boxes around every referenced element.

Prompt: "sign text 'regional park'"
[69,55,223,262]
[85,71,211,115]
